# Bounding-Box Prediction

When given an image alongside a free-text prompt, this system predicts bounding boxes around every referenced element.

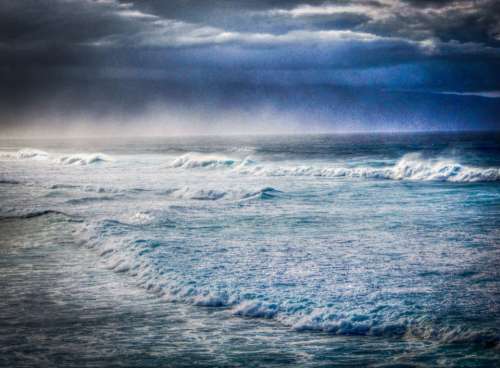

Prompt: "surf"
[0,148,113,165]
[167,152,500,182]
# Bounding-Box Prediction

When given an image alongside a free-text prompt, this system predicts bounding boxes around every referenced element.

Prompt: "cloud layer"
[0,0,499,135]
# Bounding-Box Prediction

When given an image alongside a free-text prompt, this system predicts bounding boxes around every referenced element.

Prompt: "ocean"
[0,132,499,367]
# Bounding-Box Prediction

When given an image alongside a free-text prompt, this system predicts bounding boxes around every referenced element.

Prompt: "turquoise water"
[0,133,499,367]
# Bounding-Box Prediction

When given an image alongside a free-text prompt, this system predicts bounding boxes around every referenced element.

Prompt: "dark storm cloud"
[0,0,499,135]
[3,1,499,55]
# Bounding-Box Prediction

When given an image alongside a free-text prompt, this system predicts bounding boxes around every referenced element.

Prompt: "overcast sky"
[1,0,499,136]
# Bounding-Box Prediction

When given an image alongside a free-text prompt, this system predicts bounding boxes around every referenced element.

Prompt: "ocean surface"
[0,132,499,367]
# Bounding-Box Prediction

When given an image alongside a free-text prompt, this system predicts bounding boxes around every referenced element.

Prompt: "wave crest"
[237,154,500,183]
[167,152,499,182]
[0,148,50,161]
[291,308,499,347]
[169,153,253,169]
[76,220,499,349]
[389,153,500,182]
[165,186,282,201]
[232,301,279,318]
[0,149,112,165]
[58,153,111,165]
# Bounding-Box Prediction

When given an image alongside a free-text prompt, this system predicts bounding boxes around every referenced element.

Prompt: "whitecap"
[169,152,254,169]
[58,153,111,165]
[236,153,500,183]
[232,300,279,318]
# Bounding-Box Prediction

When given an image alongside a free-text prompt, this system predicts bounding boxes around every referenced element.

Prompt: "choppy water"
[1,133,499,367]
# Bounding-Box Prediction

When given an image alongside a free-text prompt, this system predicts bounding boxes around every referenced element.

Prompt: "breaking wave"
[389,154,500,182]
[48,184,148,194]
[58,153,111,165]
[290,308,499,347]
[233,301,279,319]
[163,186,282,201]
[169,153,253,169]
[0,148,50,160]
[245,155,500,183]
[0,148,112,165]
[168,152,499,183]
[77,219,499,349]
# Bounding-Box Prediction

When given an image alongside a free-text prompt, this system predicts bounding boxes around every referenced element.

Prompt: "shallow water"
[1,132,499,367]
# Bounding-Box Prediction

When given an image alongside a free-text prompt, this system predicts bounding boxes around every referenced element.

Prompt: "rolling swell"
[65,194,125,205]
[0,179,20,185]
[0,209,79,221]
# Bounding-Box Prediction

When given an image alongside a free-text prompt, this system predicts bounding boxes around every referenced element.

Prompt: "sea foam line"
[0,148,112,165]
[74,217,500,348]
[168,152,500,183]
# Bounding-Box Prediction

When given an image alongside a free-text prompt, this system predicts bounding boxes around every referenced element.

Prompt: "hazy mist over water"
[1,84,499,138]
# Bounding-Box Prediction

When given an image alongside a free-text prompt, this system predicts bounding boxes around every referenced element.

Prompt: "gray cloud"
[0,0,499,134]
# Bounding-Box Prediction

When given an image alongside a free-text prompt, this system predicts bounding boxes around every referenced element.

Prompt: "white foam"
[58,153,111,165]
[127,212,155,225]
[166,152,498,182]
[18,148,50,160]
[0,148,113,166]
[289,307,499,346]
[0,148,51,161]
[75,220,500,348]
[165,186,282,201]
[232,300,279,318]
[236,154,500,183]
[388,153,500,182]
[169,153,253,169]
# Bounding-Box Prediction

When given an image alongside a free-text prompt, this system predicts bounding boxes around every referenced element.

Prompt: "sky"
[1,0,499,136]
